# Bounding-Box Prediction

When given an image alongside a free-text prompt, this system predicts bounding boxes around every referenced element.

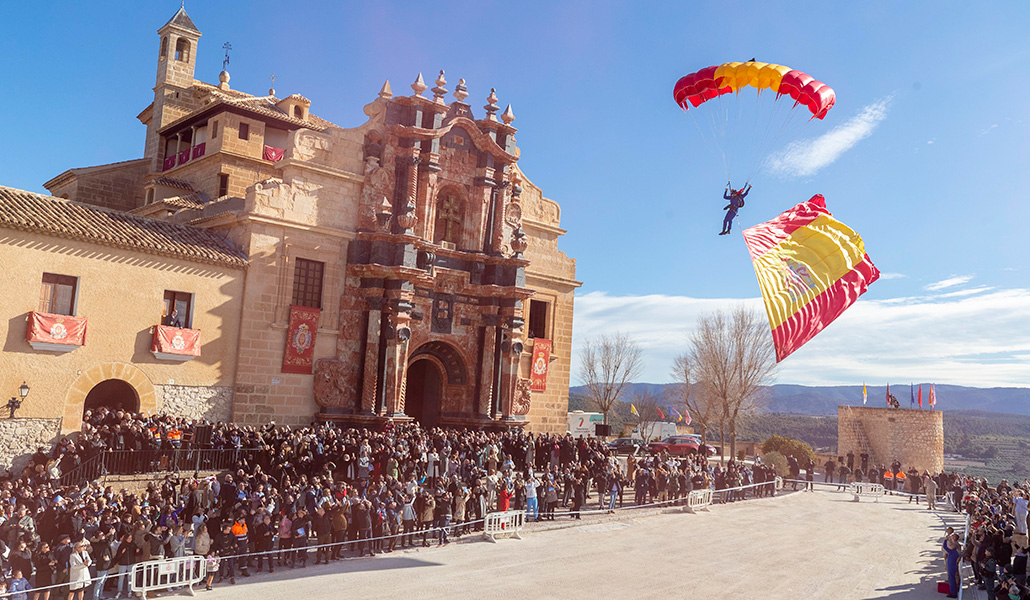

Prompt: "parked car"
[606,437,644,455]
[646,435,716,456]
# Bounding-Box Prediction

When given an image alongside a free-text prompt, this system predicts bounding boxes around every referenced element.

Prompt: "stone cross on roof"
[222,42,232,71]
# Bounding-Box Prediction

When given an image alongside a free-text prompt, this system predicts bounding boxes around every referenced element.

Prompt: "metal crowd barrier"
[850,482,885,502]
[484,510,526,542]
[131,554,207,596]
[683,488,714,514]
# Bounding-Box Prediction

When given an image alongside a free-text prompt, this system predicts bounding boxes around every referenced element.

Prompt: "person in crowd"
[67,540,93,600]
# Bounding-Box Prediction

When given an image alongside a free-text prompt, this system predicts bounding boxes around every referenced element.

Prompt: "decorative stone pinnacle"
[453,78,469,103]
[379,80,393,99]
[501,103,515,125]
[432,70,448,101]
[484,88,499,120]
[411,73,428,96]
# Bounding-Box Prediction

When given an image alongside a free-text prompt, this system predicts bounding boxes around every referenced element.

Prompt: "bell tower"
[144,6,202,161]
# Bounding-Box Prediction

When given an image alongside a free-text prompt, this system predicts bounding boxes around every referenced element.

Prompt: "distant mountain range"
[569,383,1030,416]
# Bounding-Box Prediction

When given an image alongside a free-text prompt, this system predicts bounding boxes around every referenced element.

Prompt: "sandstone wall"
[837,406,943,473]
[0,418,62,474]
[158,385,233,422]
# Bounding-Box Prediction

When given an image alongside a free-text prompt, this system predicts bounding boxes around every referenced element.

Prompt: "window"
[146,189,155,204]
[160,36,168,59]
[211,120,218,139]
[292,258,325,309]
[433,194,463,246]
[174,38,190,62]
[163,290,193,328]
[218,173,229,198]
[238,122,249,140]
[527,299,549,339]
[39,273,78,316]
[293,106,303,119]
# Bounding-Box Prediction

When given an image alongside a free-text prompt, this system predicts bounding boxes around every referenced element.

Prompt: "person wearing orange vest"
[230,514,251,578]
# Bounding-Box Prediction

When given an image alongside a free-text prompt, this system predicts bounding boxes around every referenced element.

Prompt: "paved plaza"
[197,489,964,600]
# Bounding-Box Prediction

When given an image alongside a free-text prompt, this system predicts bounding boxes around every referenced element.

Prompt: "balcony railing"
[59,448,246,487]
[152,324,201,361]
[162,143,207,171]
[26,311,87,352]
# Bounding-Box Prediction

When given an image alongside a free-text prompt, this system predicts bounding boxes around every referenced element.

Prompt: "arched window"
[160,36,168,59]
[174,38,190,62]
[293,105,303,119]
[434,193,463,247]
[146,189,155,204]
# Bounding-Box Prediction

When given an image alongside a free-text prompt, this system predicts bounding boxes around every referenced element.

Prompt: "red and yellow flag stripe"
[743,195,879,362]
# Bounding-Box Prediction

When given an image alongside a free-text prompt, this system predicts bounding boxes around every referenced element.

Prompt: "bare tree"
[683,306,776,462]
[632,388,662,442]
[578,332,644,427]
[668,354,719,445]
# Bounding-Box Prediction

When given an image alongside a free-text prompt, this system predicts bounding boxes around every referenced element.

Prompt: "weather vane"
[269,73,277,87]
[222,42,232,71]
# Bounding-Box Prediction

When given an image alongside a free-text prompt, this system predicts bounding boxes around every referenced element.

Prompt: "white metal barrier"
[684,488,714,514]
[130,554,207,596]
[850,482,885,502]
[484,510,525,542]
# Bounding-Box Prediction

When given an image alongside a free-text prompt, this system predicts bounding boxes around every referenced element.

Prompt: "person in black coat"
[311,507,331,565]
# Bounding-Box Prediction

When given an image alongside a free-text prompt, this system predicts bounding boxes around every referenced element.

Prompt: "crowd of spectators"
[0,406,750,599]
[940,477,1030,599]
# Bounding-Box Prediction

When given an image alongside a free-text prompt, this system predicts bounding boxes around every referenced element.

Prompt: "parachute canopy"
[742,195,879,362]
[674,61,836,119]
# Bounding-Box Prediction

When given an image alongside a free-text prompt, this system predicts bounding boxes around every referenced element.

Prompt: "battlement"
[837,406,943,473]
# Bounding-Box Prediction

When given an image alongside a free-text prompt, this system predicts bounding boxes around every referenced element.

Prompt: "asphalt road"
[192,489,964,600]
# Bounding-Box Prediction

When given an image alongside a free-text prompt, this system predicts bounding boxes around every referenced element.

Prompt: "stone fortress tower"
[837,406,944,473]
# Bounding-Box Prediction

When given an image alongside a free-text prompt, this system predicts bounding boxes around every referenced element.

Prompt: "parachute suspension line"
[749,90,789,183]
[687,106,729,182]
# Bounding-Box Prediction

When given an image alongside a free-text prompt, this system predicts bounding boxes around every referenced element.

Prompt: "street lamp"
[6,382,28,418]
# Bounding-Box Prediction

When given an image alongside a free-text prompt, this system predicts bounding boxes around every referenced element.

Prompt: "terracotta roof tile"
[0,186,246,269]
[152,176,195,191]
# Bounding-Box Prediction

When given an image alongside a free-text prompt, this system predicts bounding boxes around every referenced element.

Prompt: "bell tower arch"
[145,7,202,162]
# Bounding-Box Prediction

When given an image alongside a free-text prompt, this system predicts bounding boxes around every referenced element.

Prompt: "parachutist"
[720,184,751,235]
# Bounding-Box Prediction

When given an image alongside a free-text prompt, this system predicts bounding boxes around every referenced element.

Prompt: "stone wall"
[837,406,943,473]
[0,418,62,474]
[158,385,233,422]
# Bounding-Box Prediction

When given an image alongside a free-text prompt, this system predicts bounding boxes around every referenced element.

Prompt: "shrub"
[761,434,816,464]
[761,451,789,476]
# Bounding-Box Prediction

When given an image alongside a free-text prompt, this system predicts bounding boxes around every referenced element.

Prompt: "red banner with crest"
[27,311,87,346]
[152,325,201,357]
[283,305,320,374]
[530,338,552,392]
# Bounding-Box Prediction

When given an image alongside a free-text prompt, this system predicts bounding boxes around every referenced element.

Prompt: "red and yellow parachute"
[674,61,836,119]
[672,61,837,182]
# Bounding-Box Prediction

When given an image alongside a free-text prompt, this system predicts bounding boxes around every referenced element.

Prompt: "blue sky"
[2,1,1028,386]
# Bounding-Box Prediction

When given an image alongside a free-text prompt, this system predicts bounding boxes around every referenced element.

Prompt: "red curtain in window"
[263,145,285,162]
[282,305,320,374]
[27,311,87,346]
[152,325,201,357]
[530,338,552,392]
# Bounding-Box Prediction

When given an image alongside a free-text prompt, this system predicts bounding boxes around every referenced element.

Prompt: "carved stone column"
[478,313,499,418]
[500,337,524,420]
[360,296,385,414]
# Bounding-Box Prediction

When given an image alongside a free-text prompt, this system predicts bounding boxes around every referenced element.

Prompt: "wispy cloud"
[925,275,974,291]
[938,286,994,298]
[879,272,907,280]
[767,95,894,178]
[979,123,998,136]
[572,288,1030,387]
[927,138,936,145]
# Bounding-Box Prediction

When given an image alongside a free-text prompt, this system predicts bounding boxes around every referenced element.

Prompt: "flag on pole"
[910,384,915,408]
[929,384,937,407]
[886,383,891,406]
[862,382,867,405]
[918,384,923,408]
[657,406,666,420]
[670,407,683,422]
[630,403,639,416]
[683,406,692,425]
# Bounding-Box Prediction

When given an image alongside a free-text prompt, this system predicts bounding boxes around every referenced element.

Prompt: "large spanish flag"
[742,195,879,362]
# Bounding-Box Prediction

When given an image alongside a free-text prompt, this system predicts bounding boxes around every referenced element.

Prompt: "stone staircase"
[839,406,876,465]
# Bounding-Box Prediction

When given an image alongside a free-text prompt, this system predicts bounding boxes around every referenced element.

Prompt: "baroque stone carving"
[293,131,330,161]
[512,377,532,415]
[361,156,395,229]
[313,358,351,409]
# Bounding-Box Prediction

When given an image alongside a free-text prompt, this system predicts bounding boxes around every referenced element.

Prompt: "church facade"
[0,7,579,443]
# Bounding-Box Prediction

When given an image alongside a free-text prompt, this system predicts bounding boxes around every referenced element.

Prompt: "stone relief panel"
[512,377,532,415]
[313,358,354,409]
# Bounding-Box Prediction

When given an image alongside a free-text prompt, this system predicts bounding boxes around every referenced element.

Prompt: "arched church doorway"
[83,379,139,418]
[405,359,442,428]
